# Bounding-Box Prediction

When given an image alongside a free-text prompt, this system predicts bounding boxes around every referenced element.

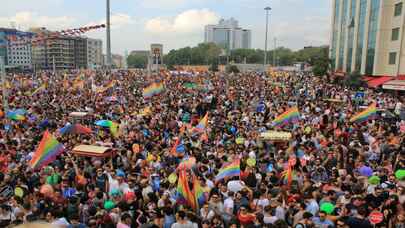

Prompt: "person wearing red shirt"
[237,206,256,225]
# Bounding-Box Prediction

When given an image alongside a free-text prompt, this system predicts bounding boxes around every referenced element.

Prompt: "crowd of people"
[0,69,404,228]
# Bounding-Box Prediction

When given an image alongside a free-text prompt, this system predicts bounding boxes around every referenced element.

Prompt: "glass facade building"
[355,0,367,72]
[365,0,380,74]
[346,0,357,73]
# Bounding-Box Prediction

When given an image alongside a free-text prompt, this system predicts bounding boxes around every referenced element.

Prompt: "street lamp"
[264,7,271,68]
[106,0,112,69]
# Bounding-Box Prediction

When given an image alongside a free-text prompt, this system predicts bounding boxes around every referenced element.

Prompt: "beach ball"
[368,176,380,185]
[14,187,24,198]
[320,202,335,215]
[247,158,256,167]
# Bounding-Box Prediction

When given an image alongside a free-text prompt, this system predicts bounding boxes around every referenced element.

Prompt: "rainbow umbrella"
[60,123,92,135]
[6,109,27,121]
[95,120,118,137]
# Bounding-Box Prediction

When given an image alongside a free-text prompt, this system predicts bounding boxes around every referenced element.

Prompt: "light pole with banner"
[0,56,8,112]
[264,6,271,71]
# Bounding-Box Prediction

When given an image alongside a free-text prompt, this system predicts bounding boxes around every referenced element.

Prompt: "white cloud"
[0,11,76,30]
[145,9,219,34]
[99,13,135,29]
[141,0,187,9]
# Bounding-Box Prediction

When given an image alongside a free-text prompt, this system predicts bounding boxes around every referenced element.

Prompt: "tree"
[127,55,147,69]
[226,65,240,73]
[344,71,368,89]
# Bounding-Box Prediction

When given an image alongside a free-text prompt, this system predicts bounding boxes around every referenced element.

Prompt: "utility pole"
[264,7,271,70]
[0,57,8,112]
[106,0,112,69]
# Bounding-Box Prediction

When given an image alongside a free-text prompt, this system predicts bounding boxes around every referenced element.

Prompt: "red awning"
[367,76,393,88]
[363,76,375,82]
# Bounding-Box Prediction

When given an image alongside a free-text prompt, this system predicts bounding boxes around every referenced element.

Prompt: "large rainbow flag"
[193,175,208,209]
[176,170,196,210]
[350,103,377,123]
[271,107,300,127]
[29,131,65,170]
[215,159,240,182]
[143,82,164,98]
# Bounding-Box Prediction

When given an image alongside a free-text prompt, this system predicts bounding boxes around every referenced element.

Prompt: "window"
[395,3,402,16]
[389,52,397,65]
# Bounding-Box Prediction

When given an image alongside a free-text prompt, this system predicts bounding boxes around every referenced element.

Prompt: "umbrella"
[6,109,27,121]
[60,123,92,135]
[95,120,113,127]
[95,120,118,137]
[359,166,373,177]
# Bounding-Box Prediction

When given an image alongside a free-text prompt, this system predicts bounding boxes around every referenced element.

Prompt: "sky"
[0,0,332,55]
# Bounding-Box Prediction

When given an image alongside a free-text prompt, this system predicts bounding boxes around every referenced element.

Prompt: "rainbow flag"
[191,113,208,133]
[281,164,294,187]
[29,131,65,170]
[215,159,240,182]
[143,82,164,98]
[350,103,377,123]
[177,156,196,170]
[170,137,185,156]
[193,175,208,209]
[6,109,26,121]
[176,170,196,210]
[272,107,300,127]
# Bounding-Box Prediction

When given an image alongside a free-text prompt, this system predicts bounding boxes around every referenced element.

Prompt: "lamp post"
[264,7,271,69]
[106,0,112,69]
[0,57,8,112]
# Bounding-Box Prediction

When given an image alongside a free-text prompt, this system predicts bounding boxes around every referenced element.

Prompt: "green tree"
[344,71,368,89]
[127,55,148,69]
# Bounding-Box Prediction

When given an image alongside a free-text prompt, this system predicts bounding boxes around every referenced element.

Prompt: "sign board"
[369,211,383,224]
[355,91,365,99]
[383,84,405,91]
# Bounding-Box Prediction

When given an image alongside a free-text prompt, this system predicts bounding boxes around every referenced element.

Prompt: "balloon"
[104,200,115,210]
[368,176,380,185]
[124,192,135,201]
[168,173,177,184]
[247,158,256,167]
[235,137,245,145]
[110,189,122,197]
[40,184,54,196]
[395,169,405,180]
[320,202,335,215]
[14,187,24,198]
[359,166,373,177]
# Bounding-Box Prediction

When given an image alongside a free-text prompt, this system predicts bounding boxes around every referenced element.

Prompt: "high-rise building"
[204,18,252,50]
[0,28,34,70]
[86,38,103,69]
[330,0,405,83]
[32,34,87,70]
